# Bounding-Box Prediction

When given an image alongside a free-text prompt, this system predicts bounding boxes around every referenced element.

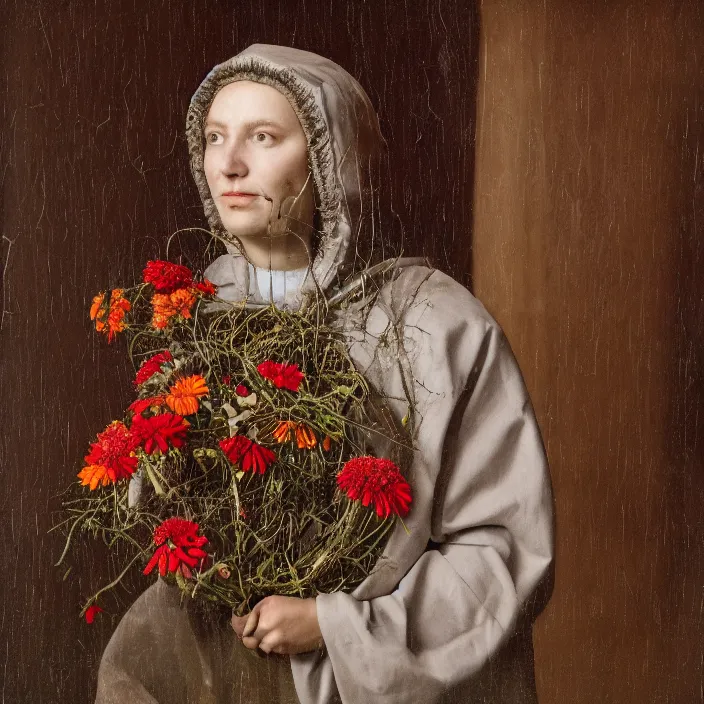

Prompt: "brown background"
[1,0,702,702]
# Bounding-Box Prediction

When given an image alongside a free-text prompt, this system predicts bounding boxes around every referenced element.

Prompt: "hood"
[186,44,385,298]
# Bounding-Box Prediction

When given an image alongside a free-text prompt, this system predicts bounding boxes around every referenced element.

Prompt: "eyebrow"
[204,119,284,132]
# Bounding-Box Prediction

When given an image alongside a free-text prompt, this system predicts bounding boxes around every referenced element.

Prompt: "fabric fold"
[289,267,553,704]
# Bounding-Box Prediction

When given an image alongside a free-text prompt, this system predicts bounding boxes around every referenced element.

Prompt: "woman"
[96,44,554,704]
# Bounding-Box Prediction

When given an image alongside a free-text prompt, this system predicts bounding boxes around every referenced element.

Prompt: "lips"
[221,192,258,206]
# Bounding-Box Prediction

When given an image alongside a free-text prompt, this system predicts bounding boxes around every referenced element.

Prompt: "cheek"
[203,151,218,192]
[272,152,309,195]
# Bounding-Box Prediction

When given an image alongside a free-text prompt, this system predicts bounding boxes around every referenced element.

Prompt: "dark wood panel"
[0,1,478,701]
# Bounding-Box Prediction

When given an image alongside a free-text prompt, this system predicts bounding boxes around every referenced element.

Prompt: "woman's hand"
[231,595,323,656]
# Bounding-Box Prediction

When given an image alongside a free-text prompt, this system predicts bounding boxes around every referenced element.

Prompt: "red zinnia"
[143,517,208,578]
[337,456,412,518]
[143,260,193,293]
[84,604,103,624]
[134,350,173,386]
[219,436,277,474]
[193,279,217,297]
[128,395,166,415]
[130,413,190,454]
[83,421,140,483]
[257,360,305,392]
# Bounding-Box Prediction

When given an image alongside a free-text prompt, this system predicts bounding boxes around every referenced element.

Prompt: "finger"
[258,640,274,654]
[242,634,262,650]
[257,633,282,655]
[231,614,248,637]
[242,608,260,639]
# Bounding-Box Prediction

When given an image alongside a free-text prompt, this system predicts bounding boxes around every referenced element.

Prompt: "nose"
[221,139,249,179]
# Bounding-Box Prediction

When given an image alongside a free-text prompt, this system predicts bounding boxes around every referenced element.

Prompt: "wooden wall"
[0,1,477,701]
[473,1,704,702]
[3,0,702,701]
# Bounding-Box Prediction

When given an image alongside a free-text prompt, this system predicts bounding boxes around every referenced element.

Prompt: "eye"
[205,132,223,145]
[253,132,274,144]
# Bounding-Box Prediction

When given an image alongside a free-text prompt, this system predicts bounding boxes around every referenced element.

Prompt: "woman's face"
[203,80,314,250]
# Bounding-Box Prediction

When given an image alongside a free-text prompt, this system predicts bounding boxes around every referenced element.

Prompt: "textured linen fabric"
[95,44,554,704]
[290,264,553,704]
[250,264,310,307]
[95,579,301,704]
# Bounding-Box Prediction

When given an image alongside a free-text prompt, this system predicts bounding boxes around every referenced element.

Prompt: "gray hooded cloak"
[95,44,554,704]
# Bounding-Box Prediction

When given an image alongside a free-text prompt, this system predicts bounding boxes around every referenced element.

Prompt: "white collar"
[248,263,310,307]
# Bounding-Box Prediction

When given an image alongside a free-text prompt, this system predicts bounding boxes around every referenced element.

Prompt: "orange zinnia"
[90,289,130,341]
[272,421,317,449]
[105,288,131,342]
[150,288,197,330]
[90,292,105,321]
[273,420,295,443]
[165,374,209,416]
[151,293,175,330]
[77,464,111,490]
[170,288,197,318]
[295,424,317,450]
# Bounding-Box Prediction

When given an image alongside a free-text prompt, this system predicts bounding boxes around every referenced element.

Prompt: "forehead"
[205,80,300,130]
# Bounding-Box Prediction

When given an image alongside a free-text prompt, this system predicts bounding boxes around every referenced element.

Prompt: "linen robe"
[95,43,554,704]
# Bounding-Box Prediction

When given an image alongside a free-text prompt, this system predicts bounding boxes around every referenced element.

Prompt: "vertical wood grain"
[474,2,704,702]
[0,1,478,701]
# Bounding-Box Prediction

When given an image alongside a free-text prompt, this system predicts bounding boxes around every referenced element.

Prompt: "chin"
[218,212,268,241]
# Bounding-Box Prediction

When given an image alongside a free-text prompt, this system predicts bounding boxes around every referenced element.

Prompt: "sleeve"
[309,317,555,703]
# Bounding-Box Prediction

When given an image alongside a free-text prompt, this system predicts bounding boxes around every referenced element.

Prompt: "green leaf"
[144,463,165,496]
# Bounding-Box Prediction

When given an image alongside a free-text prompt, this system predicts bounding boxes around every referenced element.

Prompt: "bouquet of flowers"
[54,258,413,623]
